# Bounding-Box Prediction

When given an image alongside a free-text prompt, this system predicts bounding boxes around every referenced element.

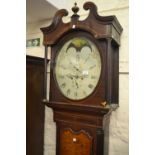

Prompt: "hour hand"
[73,66,81,73]
[69,60,82,73]
[72,64,82,74]
[66,74,74,80]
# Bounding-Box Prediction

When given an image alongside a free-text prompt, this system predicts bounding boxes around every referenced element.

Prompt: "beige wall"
[26,0,128,155]
[26,20,51,58]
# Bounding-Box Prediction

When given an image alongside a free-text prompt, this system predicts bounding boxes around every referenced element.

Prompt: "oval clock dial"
[55,37,101,100]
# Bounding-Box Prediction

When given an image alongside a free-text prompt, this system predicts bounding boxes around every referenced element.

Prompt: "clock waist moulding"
[41,2,123,155]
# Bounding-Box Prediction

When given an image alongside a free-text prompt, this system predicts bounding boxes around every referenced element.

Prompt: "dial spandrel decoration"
[55,37,101,100]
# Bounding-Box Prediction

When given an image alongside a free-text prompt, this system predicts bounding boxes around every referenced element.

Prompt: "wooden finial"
[72,2,79,15]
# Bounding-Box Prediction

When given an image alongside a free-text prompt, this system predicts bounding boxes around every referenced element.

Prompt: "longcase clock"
[41,2,123,155]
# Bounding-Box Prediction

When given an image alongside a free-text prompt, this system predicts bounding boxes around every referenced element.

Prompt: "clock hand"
[66,74,74,80]
[66,74,80,80]
[69,60,82,73]
[67,72,88,80]
[68,74,79,80]
[73,66,82,73]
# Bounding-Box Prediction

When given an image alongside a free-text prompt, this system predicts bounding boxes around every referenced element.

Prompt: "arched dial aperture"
[55,37,101,100]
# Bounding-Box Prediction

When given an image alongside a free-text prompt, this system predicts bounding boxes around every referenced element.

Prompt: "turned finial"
[72,2,79,15]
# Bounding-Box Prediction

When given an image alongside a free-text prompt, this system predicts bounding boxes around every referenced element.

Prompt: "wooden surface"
[41,1,123,106]
[41,2,123,46]
[60,129,92,155]
[26,56,45,155]
[41,1,123,155]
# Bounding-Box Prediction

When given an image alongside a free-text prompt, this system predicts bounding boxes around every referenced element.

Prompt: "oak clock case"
[41,2,123,155]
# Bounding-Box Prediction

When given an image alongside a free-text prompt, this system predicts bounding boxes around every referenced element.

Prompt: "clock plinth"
[41,2,122,155]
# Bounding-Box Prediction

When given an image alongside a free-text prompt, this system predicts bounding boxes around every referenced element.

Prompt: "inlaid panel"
[59,129,93,155]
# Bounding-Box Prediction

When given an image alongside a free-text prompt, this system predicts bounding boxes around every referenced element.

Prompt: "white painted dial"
[55,37,101,100]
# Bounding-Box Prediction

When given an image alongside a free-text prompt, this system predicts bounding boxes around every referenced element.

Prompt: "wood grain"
[41,1,123,155]
[26,56,45,155]
[60,129,92,155]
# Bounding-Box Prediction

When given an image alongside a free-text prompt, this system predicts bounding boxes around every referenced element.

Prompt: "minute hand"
[69,61,82,73]
[73,66,82,73]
